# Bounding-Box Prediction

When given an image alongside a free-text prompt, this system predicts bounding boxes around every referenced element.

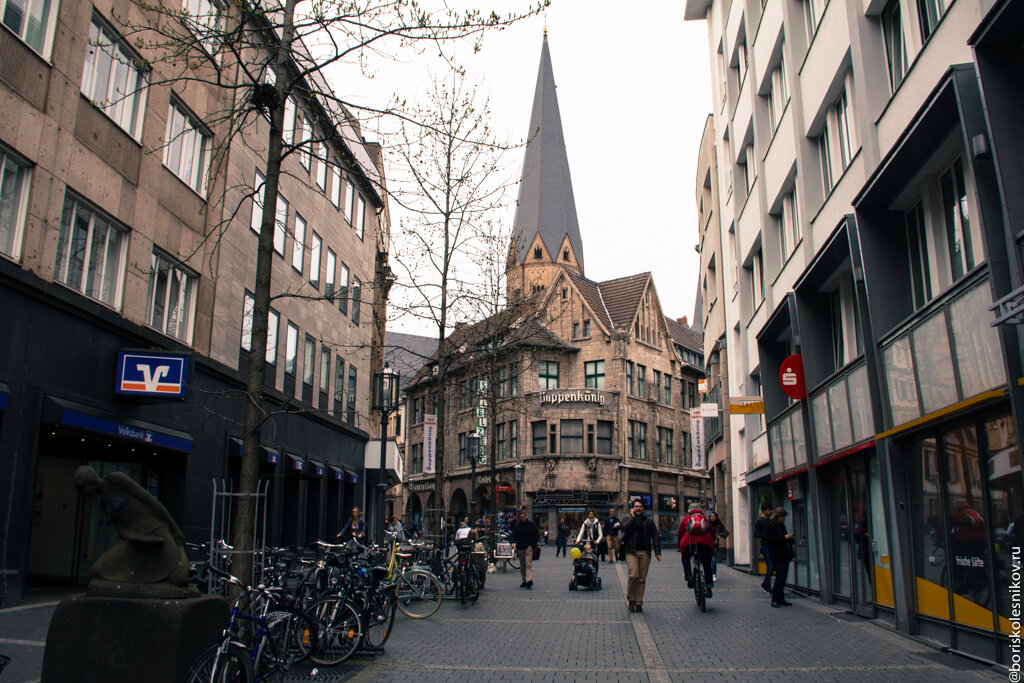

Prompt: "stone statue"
[73,466,198,598]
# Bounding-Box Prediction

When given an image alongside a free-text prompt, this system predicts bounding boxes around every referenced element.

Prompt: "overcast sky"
[332,1,713,335]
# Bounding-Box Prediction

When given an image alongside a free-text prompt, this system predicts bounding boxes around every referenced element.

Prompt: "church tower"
[507,32,585,301]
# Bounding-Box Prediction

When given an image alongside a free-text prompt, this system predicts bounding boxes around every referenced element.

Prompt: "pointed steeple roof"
[511,33,584,271]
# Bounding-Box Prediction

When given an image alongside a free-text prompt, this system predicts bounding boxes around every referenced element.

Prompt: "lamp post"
[513,463,524,512]
[372,363,400,545]
[467,434,480,523]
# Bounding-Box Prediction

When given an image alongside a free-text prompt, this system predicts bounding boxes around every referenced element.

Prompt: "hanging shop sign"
[730,396,765,414]
[690,408,705,469]
[698,379,708,394]
[115,350,190,398]
[475,379,488,461]
[538,389,607,406]
[779,354,807,400]
[700,403,719,418]
[423,414,437,474]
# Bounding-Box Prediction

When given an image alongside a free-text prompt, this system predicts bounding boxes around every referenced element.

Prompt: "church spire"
[508,33,584,299]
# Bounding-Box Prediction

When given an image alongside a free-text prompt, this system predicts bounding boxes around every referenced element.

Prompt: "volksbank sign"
[538,389,607,406]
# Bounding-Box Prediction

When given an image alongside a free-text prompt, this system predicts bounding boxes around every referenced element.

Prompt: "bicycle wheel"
[695,565,706,612]
[362,590,397,650]
[304,597,362,666]
[505,554,519,570]
[395,570,443,619]
[264,608,320,667]
[185,641,255,683]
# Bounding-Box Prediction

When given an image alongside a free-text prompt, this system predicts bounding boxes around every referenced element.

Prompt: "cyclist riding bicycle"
[678,502,717,598]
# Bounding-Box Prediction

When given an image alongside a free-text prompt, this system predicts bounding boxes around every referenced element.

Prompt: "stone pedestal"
[41,594,228,683]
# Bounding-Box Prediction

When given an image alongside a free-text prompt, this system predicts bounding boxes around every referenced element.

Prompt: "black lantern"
[372,363,400,544]
[513,463,524,510]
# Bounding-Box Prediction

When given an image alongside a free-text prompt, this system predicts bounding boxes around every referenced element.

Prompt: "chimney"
[677,316,688,326]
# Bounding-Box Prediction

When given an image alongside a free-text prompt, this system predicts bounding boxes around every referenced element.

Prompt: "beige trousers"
[606,535,620,562]
[625,550,651,604]
[518,548,533,583]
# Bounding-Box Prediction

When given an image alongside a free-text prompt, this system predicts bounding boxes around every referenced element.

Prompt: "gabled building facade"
[687,0,1024,665]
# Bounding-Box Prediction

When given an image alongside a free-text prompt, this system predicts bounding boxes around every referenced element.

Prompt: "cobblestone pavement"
[0,556,1007,682]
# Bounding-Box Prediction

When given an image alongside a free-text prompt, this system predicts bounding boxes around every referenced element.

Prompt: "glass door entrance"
[824,454,880,617]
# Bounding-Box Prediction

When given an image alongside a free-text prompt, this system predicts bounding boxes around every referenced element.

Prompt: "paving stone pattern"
[0,557,1006,682]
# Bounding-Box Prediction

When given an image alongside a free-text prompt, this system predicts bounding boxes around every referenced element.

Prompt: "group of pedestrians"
[754,501,796,607]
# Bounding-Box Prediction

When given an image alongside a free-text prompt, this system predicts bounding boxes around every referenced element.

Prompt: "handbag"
[532,546,541,561]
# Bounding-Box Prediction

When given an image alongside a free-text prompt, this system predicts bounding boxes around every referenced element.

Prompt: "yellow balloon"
[570,547,582,560]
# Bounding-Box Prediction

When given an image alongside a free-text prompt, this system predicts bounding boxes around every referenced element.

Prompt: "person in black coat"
[765,507,795,607]
[556,518,570,557]
[753,501,775,594]
[619,499,662,613]
[509,509,539,588]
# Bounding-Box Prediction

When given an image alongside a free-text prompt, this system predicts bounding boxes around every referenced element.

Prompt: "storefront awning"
[44,396,193,453]
[228,437,284,465]
[309,461,326,477]
[744,463,771,485]
[330,465,344,481]
[286,453,305,473]
[0,381,9,411]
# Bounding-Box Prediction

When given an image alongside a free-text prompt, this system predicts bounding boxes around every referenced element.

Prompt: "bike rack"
[205,477,270,590]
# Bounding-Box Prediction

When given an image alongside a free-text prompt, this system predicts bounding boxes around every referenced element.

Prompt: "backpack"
[686,512,709,535]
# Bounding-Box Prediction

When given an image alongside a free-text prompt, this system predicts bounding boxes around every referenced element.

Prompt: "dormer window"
[562,247,569,261]
[534,246,543,259]
[561,288,568,299]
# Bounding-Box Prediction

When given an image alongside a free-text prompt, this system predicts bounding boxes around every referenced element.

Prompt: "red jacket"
[677,513,716,551]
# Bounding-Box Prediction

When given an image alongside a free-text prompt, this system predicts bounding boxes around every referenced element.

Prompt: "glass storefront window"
[780,416,794,472]
[985,413,1022,634]
[913,312,957,415]
[884,335,920,426]
[869,455,894,607]
[770,425,783,476]
[813,391,833,456]
[848,364,874,443]
[950,283,1002,398]
[791,410,807,467]
[829,382,852,452]
[827,470,852,598]
[908,436,949,619]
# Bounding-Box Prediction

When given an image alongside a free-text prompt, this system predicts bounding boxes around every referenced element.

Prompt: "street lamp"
[513,463,524,511]
[467,434,481,522]
[372,363,400,545]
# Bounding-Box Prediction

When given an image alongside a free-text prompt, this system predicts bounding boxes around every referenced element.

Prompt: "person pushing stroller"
[569,542,602,590]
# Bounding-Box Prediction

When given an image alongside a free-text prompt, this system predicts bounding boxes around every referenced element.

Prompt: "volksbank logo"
[115,351,189,398]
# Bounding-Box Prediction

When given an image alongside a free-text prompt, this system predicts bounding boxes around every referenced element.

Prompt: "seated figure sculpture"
[73,465,198,598]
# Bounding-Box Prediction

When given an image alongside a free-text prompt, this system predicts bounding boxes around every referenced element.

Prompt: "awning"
[744,463,771,484]
[286,453,305,473]
[0,381,9,411]
[309,460,326,477]
[228,437,283,465]
[330,466,344,481]
[44,396,192,453]
[343,468,359,484]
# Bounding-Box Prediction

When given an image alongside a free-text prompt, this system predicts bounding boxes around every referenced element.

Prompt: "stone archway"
[405,493,424,536]
[449,488,468,521]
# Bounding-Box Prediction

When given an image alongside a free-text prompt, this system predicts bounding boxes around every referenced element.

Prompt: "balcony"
[879,274,1004,430]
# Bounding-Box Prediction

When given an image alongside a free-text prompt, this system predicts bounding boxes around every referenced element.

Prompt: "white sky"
[332,1,713,335]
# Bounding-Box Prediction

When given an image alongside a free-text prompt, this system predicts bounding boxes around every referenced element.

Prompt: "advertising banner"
[690,408,705,469]
[423,414,437,474]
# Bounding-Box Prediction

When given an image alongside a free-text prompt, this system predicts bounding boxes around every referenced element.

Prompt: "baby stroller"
[569,546,602,591]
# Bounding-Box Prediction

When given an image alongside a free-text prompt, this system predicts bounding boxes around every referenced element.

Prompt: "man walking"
[603,508,621,564]
[556,517,570,557]
[620,498,661,613]
[509,509,539,588]
[753,501,774,595]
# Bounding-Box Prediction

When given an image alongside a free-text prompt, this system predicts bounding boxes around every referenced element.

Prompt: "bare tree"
[104,0,547,583]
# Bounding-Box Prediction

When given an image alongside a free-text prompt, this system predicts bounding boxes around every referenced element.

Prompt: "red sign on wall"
[779,354,807,400]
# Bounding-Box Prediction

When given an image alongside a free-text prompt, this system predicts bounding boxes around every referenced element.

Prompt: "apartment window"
[250,170,264,234]
[356,196,366,240]
[534,246,542,259]
[345,180,355,222]
[182,0,224,57]
[314,143,327,191]
[779,188,800,260]
[586,423,595,454]
[266,309,278,364]
[298,116,311,171]
[941,158,977,281]
[538,361,559,390]
[918,0,949,41]
[303,334,315,386]
[664,428,674,464]
[325,248,336,298]
[309,232,321,289]
[819,127,833,194]
[458,432,467,467]
[285,323,298,376]
[273,194,287,256]
[241,292,254,350]
[572,322,580,338]
[549,423,557,453]
[331,166,341,208]
[350,277,361,325]
[1,0,55,56]
[81,16,147,139]
[560,419,583,454]
[882,1,908,92]
[459,380,469,410]
[54,195,128,307]
[664,375,672,405]
[681,431,690,467]
[497,366,508,398]
[319,345,330,395]
[145,251,197,343]
[805,0,823,38]
[410,443,422,474]
[905,201,933,309]
[768,53,787,132]
[584,360,605,389]
[411,396,421,424]
[835,90,853,170]
[510,364,519,395]
[829,288,845,371]
[583,320,590,336]
[637,365,646,398]
[164,100,210,195]
[291,213,305,273]
[739,143,755,195]
[338,263,350,314]
[532,421,546,455]
[334,356,344,404]
[597,420,612,455]
[653,371,662,402]
[636,422,647,460]
[0,146,31,259]
[283,97,295,145]
[496,423,506,461]
[735,37,748,84]
[346,365,357,418]
[509,420,518,458]
[626,361,634,395]
[752,249,764,305]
